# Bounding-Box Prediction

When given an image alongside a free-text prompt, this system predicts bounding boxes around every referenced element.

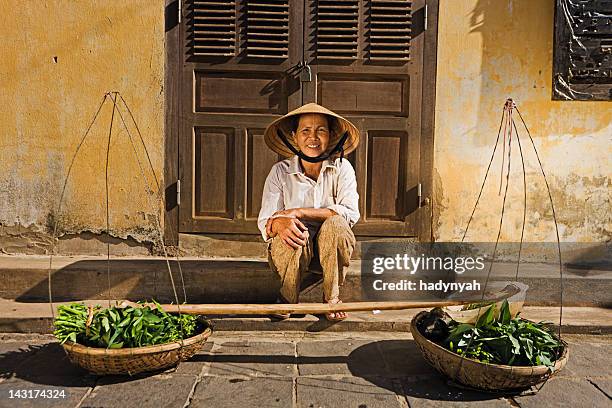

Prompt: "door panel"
[247,130,283,219]
[178,0,428,237]
[318,76,408,115]
[194,127,234,219]
[195,71,288,114]
[367,132,404,219]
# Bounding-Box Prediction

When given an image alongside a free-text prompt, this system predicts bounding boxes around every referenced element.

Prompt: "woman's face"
[293,113,330,157]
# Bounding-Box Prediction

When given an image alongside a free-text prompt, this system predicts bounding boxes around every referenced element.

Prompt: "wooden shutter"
[316,0,359,59]
[190,0,237,57]
[245,1,290,58]
[367,0,412,61]
[175,0,434,239]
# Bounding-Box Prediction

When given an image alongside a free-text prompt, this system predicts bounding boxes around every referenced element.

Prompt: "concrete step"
[1,298,609,335]
[0,255,610,306]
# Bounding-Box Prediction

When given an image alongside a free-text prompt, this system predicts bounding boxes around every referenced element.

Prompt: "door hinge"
[417,183,422,207]
[176,179,181,206]
[424,4,428,31]
[178,0,182,24]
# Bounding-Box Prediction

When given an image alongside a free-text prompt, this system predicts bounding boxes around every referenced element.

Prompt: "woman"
[258,103,360,321]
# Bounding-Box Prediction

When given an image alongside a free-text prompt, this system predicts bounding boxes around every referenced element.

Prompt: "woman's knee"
[269,236,311,268]
[319,215,348,234]
[319,215,354,241]
[317,216,356,254]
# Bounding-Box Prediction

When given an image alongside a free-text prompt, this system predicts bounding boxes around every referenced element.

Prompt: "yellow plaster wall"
[434,0,611,243]
[0,0,165,244]
[0,0,609,253]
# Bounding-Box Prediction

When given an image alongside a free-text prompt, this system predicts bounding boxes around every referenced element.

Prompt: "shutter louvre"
[316,0,359,60]
[245,1,290,59]
[190,0,237,57]
[367,0,412,61]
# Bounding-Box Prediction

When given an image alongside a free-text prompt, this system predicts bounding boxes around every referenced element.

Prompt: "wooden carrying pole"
[119,300,472,315]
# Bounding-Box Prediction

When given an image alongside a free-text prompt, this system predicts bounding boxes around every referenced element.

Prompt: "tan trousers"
[268,215,356,303]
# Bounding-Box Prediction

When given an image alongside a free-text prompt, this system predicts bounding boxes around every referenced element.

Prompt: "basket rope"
[48,91,189,351]
[457,99,564,389]
[48,94,109,321]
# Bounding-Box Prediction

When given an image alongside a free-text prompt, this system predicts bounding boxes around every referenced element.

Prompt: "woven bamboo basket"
[61,322,213,375]
[410,311,568,391]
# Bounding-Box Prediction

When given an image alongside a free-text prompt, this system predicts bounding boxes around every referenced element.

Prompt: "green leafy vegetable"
[53,301,201,349]
[437,300,563,367]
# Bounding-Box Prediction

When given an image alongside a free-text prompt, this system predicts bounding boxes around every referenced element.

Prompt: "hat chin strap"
[277,129,348,163]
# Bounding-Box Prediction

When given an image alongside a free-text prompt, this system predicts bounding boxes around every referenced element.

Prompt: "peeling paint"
[0,0,165,253]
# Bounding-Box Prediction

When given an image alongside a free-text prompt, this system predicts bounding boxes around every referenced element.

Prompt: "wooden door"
[174,0,434,238]
[178,0,304,233]
[303,0,426,236]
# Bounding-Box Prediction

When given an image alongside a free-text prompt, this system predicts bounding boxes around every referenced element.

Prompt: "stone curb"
[2,306,610,335]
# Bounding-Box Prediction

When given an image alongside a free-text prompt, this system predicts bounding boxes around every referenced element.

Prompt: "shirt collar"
[288,155,337,175]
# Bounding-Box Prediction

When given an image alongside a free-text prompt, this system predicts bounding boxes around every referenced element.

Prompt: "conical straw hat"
[263,103,360,158]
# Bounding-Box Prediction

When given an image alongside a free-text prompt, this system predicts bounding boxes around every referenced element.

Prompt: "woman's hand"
[265,208,305,240]
[269,216,309,249]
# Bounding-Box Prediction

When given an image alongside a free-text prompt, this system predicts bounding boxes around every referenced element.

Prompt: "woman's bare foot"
[270,296,291,320]
[325,297,347,321]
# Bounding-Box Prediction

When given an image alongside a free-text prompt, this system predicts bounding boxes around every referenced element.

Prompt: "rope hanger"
[457,98,565,389]
[48,92,187,334]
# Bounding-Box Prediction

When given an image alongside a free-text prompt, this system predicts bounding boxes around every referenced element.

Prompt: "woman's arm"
[272,207,337,222]
[325,159,360,226]
[257,167,285,242]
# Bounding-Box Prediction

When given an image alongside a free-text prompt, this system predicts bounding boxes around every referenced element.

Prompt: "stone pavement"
[0,331,611,408]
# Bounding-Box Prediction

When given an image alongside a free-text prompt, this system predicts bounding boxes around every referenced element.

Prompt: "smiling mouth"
[306,144,320,149]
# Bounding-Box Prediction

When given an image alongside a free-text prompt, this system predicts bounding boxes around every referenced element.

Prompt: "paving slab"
[80,374,195,408]
[0,331,610,407]
[561,341,612,377]
[588,378,612,399]
[13,343,89,380]
[375,339,440,377]
[400,376,512,407]
[207,340,296,377]
[297,339,387,377]
[171,341,214,376]
[0,343,49,380]
[190,376,293,408]
[297,376,401,408]
[0,376,91,408]
[513,377,611,408]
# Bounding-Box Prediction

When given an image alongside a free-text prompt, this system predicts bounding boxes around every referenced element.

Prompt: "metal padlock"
[300,64,312,82]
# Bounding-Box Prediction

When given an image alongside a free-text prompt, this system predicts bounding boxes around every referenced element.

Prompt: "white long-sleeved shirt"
[257,155,360,242]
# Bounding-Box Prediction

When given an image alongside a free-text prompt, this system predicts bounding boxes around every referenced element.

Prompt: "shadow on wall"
[467,0,549,146]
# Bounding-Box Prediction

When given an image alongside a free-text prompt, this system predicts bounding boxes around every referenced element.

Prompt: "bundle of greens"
[54,301,200,349]
[421,301,564,367]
